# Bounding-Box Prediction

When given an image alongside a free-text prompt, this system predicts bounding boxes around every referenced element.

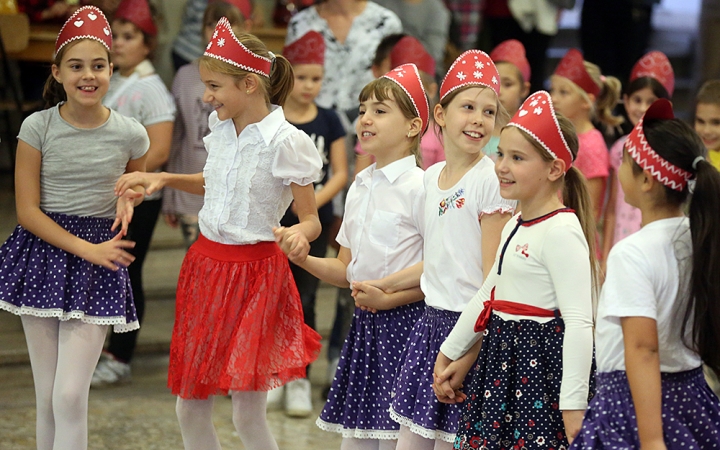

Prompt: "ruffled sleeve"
[272,130,323,186]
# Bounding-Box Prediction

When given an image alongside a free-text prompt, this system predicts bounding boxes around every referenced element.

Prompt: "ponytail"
[583,61,623,133]
[43,73,66,108]
[268,54,294,106]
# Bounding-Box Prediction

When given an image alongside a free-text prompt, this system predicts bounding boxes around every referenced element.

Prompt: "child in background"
[115,21,323,449]
[371,33,407,78]
[91,0,176,388]
[695,80,720,172]
[570,99,720,449]
[274,30,348,418]
[278,64,428,449]
[601,51,673,269]
[551,49,622,241]
[0,8,149,448]
[356,51,515,450]
[485,39,531,159]
[163,0,252,249]
[434,91,596,449]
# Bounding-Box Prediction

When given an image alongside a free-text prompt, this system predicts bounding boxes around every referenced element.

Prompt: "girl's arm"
[275,183,321,261]
[361,261,424,293]
[621,316,666,450]
[15,141,137,271]
[315,137,348,209]
[292,246,352,288]
[115,171,205,197]
[586,177,606,222]
[143,122,174,172]
[351,282,424,311]
[480,211,512,279]
[113,156,148,235]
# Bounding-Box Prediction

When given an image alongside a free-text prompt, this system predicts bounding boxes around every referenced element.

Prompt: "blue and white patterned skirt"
[0,212,137,332]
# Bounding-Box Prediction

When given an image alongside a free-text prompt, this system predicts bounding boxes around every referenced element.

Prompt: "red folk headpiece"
[215,0,253,20]
[204,17,272,77]
[626,99,691,191]
[490,39,531,83]
[630,51,675,97]
[282,30,325,66]
[440,50,500,101]
[55,6,112,54]
[114,0,157,36]
[507,91,573,172]
[389,36,435,77]
[553,48,600,97]
[383,64,430,135]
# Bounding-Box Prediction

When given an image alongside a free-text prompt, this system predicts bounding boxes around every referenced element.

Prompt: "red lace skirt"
[168,234,322,399]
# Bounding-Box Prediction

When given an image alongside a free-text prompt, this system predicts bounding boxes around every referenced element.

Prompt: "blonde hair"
[358,77,427,167]
[696,79,720,107]
[199,33,294,106]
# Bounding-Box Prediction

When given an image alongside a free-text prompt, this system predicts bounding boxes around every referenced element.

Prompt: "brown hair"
[43,39,112,108]
[512,115,600,293]
[696,80,720,107]
[435,85,510,139]
[584,61,623,132]
[203,1,249,30]
[199,32,294,106]
[112,1,159,60]
[358,77,426,167]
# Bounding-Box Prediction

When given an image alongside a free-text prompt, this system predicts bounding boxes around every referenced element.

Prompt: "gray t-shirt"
[18,105,149,219]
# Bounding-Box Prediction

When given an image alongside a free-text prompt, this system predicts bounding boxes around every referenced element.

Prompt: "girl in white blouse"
[115,22,323,450]
[433,91,597,449]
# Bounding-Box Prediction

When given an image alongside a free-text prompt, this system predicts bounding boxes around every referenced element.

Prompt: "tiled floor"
[0,174,345,449]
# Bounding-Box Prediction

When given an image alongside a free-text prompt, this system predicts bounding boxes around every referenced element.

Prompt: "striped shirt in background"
[444,0,481,50]
[172,0,209,63]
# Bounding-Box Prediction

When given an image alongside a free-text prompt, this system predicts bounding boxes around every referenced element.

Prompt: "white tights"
[396,426,454,450]
[340,438,398,450]
[176,390,278,450]
[21,316,108,450]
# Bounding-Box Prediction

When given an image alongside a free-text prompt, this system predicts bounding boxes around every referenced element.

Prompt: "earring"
[407,131,412,138]
[246,90,250,94]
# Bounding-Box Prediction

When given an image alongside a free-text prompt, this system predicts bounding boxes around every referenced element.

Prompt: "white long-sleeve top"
[440,209,594,410]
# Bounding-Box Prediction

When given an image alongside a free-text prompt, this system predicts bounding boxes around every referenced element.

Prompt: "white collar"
[358,155,417,186]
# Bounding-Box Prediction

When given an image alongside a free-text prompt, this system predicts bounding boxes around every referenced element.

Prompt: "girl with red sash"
[433,91,597,449]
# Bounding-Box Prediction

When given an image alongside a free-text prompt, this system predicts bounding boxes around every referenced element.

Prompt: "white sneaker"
[284,378,312,418]
[266,385,284,410]
[91,352,131,388]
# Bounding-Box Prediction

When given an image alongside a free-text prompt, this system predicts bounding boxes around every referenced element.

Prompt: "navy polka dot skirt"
[389,306,474,442]
[317,301,425,439]
[455,313,591,450]
[0,212,137,332]
[570,368,720,449]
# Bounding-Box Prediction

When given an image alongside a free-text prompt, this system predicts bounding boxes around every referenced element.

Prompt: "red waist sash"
[474,287,560,332]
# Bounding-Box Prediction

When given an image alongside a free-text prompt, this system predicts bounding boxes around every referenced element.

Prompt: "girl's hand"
[562,409,586,445]
[433,351,467,404]
[163,213,179,228]
[432,372,466,404]
[351,281,390,312]
[115,172,165,197]
[83,233,136,271]
[273,226,311,263]
[112,189,144,235]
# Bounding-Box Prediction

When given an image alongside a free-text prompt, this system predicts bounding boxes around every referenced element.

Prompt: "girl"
[277,63,429,450]
[163,0,252,249]
[601,51,674,269]
[434,91,596,449]
[91,0,176,388]
[0,7,149,449]
[485,39,531,159]
[570,99,720,449]
[115,20,323,450]
[550,48,622,226]
[355,50,515,450]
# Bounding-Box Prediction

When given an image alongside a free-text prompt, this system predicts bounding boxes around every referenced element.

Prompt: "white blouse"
[337,156,425,284]
[440,210,594,410]
[199,106,322,245]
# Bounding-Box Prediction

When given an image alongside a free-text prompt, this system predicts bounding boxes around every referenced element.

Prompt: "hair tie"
[268,51,277,75]
[692,156,705,171]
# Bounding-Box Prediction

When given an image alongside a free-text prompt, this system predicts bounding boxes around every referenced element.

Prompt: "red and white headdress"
[55,6,112,54]
[282,30,324,66]
[204,17,272,77]
[114,0,157,36]
[383,63,430,135]
[507,91,573,172]
[440,50,500,101]
[389,36,435,77]
[490,39,530,83]
[216,0,253,20]
[630,51,675,97]
[626,99,691,191]
[553,48,600,97]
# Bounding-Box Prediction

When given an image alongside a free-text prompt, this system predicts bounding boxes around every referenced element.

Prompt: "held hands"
[115,172,165,197]
[273,226,311,263]
[562,410,586,445]
[83,233,136,271]
[112,189,143,236]
[432,351,468,404]
[351,281,389,313]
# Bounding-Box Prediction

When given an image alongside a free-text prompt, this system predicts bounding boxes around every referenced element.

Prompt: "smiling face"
[199,64,245,122]
[436,86,498,158]
[695,102,720,151]
[356,90,413,158]
[52,39,112,109]
[111,20,150,75]
[288,64,323,106]
[623,87,658,126]
[494,126,555,202]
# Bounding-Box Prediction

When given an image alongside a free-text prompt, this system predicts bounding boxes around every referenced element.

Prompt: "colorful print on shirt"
[439,188,466,216]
